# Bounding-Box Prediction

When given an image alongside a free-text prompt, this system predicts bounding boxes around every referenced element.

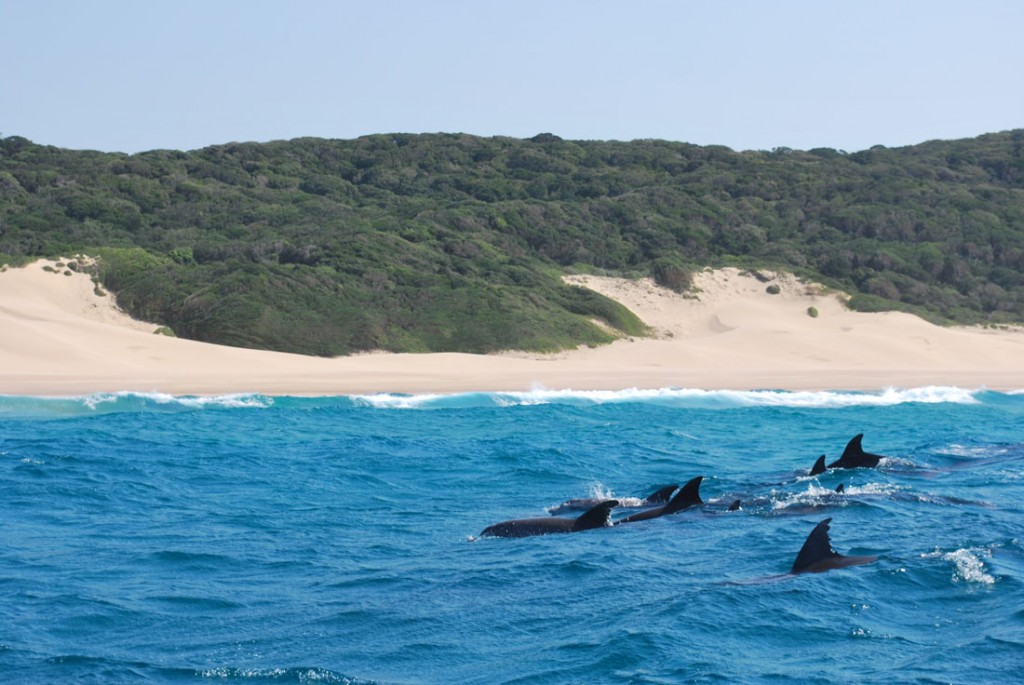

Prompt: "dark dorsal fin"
[835,483,845,493]
[791,518,840,573]
[664,476,703,514]
[728,499,741,511]
[572,500,619,532]
[828,433,882,469]
[645,485,679,504]
[809,455,826,476]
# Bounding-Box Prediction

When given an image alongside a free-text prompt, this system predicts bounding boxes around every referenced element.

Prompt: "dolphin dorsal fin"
[828,433,882,469]
[664,476,703,514]
[646,485,679,504]
[810,455,826,476]
[572,500,619,532]
[791,518,840,573]
[843,434,865,460]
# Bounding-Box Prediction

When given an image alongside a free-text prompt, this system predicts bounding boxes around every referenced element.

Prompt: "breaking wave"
[0,385,1012,417]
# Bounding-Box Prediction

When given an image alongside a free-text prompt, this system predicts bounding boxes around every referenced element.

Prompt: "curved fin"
[664,476,703,514]
[728,499,742,512]
[572,499,619,532]
[791,518,840,573]
[809,455,826,476]
[645,485,679,504]
[835,483,845,493]
[828,433,882,469]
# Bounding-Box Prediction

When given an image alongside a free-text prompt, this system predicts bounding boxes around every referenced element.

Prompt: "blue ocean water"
[2,387,1023,684]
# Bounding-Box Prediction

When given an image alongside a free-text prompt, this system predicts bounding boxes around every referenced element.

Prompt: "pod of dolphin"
[478,433,884,576]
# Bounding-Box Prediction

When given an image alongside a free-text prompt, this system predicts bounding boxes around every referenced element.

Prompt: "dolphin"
[615,476,703,525]
[809,455,827,476]
[641,484,680,505]
[546,484,678,515]
[479,500,619,538]
[827,434,886,469]
[791,517,878,574]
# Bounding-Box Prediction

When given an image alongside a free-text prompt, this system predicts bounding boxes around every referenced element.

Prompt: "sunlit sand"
[3,258,1023,395]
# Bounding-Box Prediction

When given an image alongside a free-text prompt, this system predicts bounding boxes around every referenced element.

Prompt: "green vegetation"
[1,130,1023,355]
[807,306,819,318]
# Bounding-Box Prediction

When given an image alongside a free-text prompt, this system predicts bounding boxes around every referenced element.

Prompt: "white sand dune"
[2,258,1023,395]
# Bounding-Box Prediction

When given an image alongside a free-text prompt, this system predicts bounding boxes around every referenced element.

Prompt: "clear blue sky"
[2,0,1021,154]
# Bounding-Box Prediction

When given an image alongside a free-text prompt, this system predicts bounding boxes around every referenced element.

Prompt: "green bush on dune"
[1,130,1023,355]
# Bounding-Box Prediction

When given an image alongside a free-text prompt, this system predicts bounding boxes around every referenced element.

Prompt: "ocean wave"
[349,385,990,410]
[0,385,1008,416]
[0,391,274,418]
[85,391,275,412]
[922,547,996,585]
[199,666,371,683]
[769,482,901,511]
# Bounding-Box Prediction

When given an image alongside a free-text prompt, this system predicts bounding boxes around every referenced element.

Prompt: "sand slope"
[2,259,1023,395]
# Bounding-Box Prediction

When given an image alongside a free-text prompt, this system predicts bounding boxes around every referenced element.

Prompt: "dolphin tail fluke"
[572,499,619,532]
[809,455,826,476]
[664,476,703,514]
[791,518,840,573]
[646,484,679,504]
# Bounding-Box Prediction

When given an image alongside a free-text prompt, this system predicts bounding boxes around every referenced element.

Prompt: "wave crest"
[0,391,273,418]
[0,385,1006,416]
[922,547,996,585]
[349,385,989,410]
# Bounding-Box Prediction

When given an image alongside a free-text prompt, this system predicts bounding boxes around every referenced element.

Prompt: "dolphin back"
[645,485,679,504]
[664,476,703,514]
[828,433,883,469]
[571,499,619,532]
[791,518,840,573]
[791,517,877,573]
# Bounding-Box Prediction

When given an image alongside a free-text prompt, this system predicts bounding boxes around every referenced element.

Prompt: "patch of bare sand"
[2,260,1023,395]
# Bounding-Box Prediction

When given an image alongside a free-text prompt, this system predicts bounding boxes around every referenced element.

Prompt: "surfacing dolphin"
[791,517,878,574]
[546,484,678,515]
[726,516,878,585]
[809,434,887,473]
[827,433,887,469]
[479,499,619,538]
[615,476,703,525]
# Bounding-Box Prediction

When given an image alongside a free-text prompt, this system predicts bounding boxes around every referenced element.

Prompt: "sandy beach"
[2,257,1023,396]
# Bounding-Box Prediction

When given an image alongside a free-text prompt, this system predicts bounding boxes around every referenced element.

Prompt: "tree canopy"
[1,130,1022,355]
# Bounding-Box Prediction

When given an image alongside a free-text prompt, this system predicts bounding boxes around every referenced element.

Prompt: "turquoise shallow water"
[2,387,1023,684]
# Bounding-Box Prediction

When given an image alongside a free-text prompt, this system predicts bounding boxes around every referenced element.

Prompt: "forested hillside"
[1,130,1023,355]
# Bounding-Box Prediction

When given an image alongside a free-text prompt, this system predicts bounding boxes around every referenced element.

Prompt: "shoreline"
[3,259,1024,396]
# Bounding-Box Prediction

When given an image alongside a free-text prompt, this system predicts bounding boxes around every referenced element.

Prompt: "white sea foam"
[585,481,615,500]
[346,385,986,409]
[0,385,997,414]
[511,385,968,408]
[73,391,273,411]
[351,392,448,409]
[770,481,900,510]
[939,443,998,458]
[201,666,349,682]
[922,547,996,585]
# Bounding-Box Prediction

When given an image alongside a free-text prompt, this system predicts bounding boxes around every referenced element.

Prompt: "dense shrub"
[2,130,1023,354]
